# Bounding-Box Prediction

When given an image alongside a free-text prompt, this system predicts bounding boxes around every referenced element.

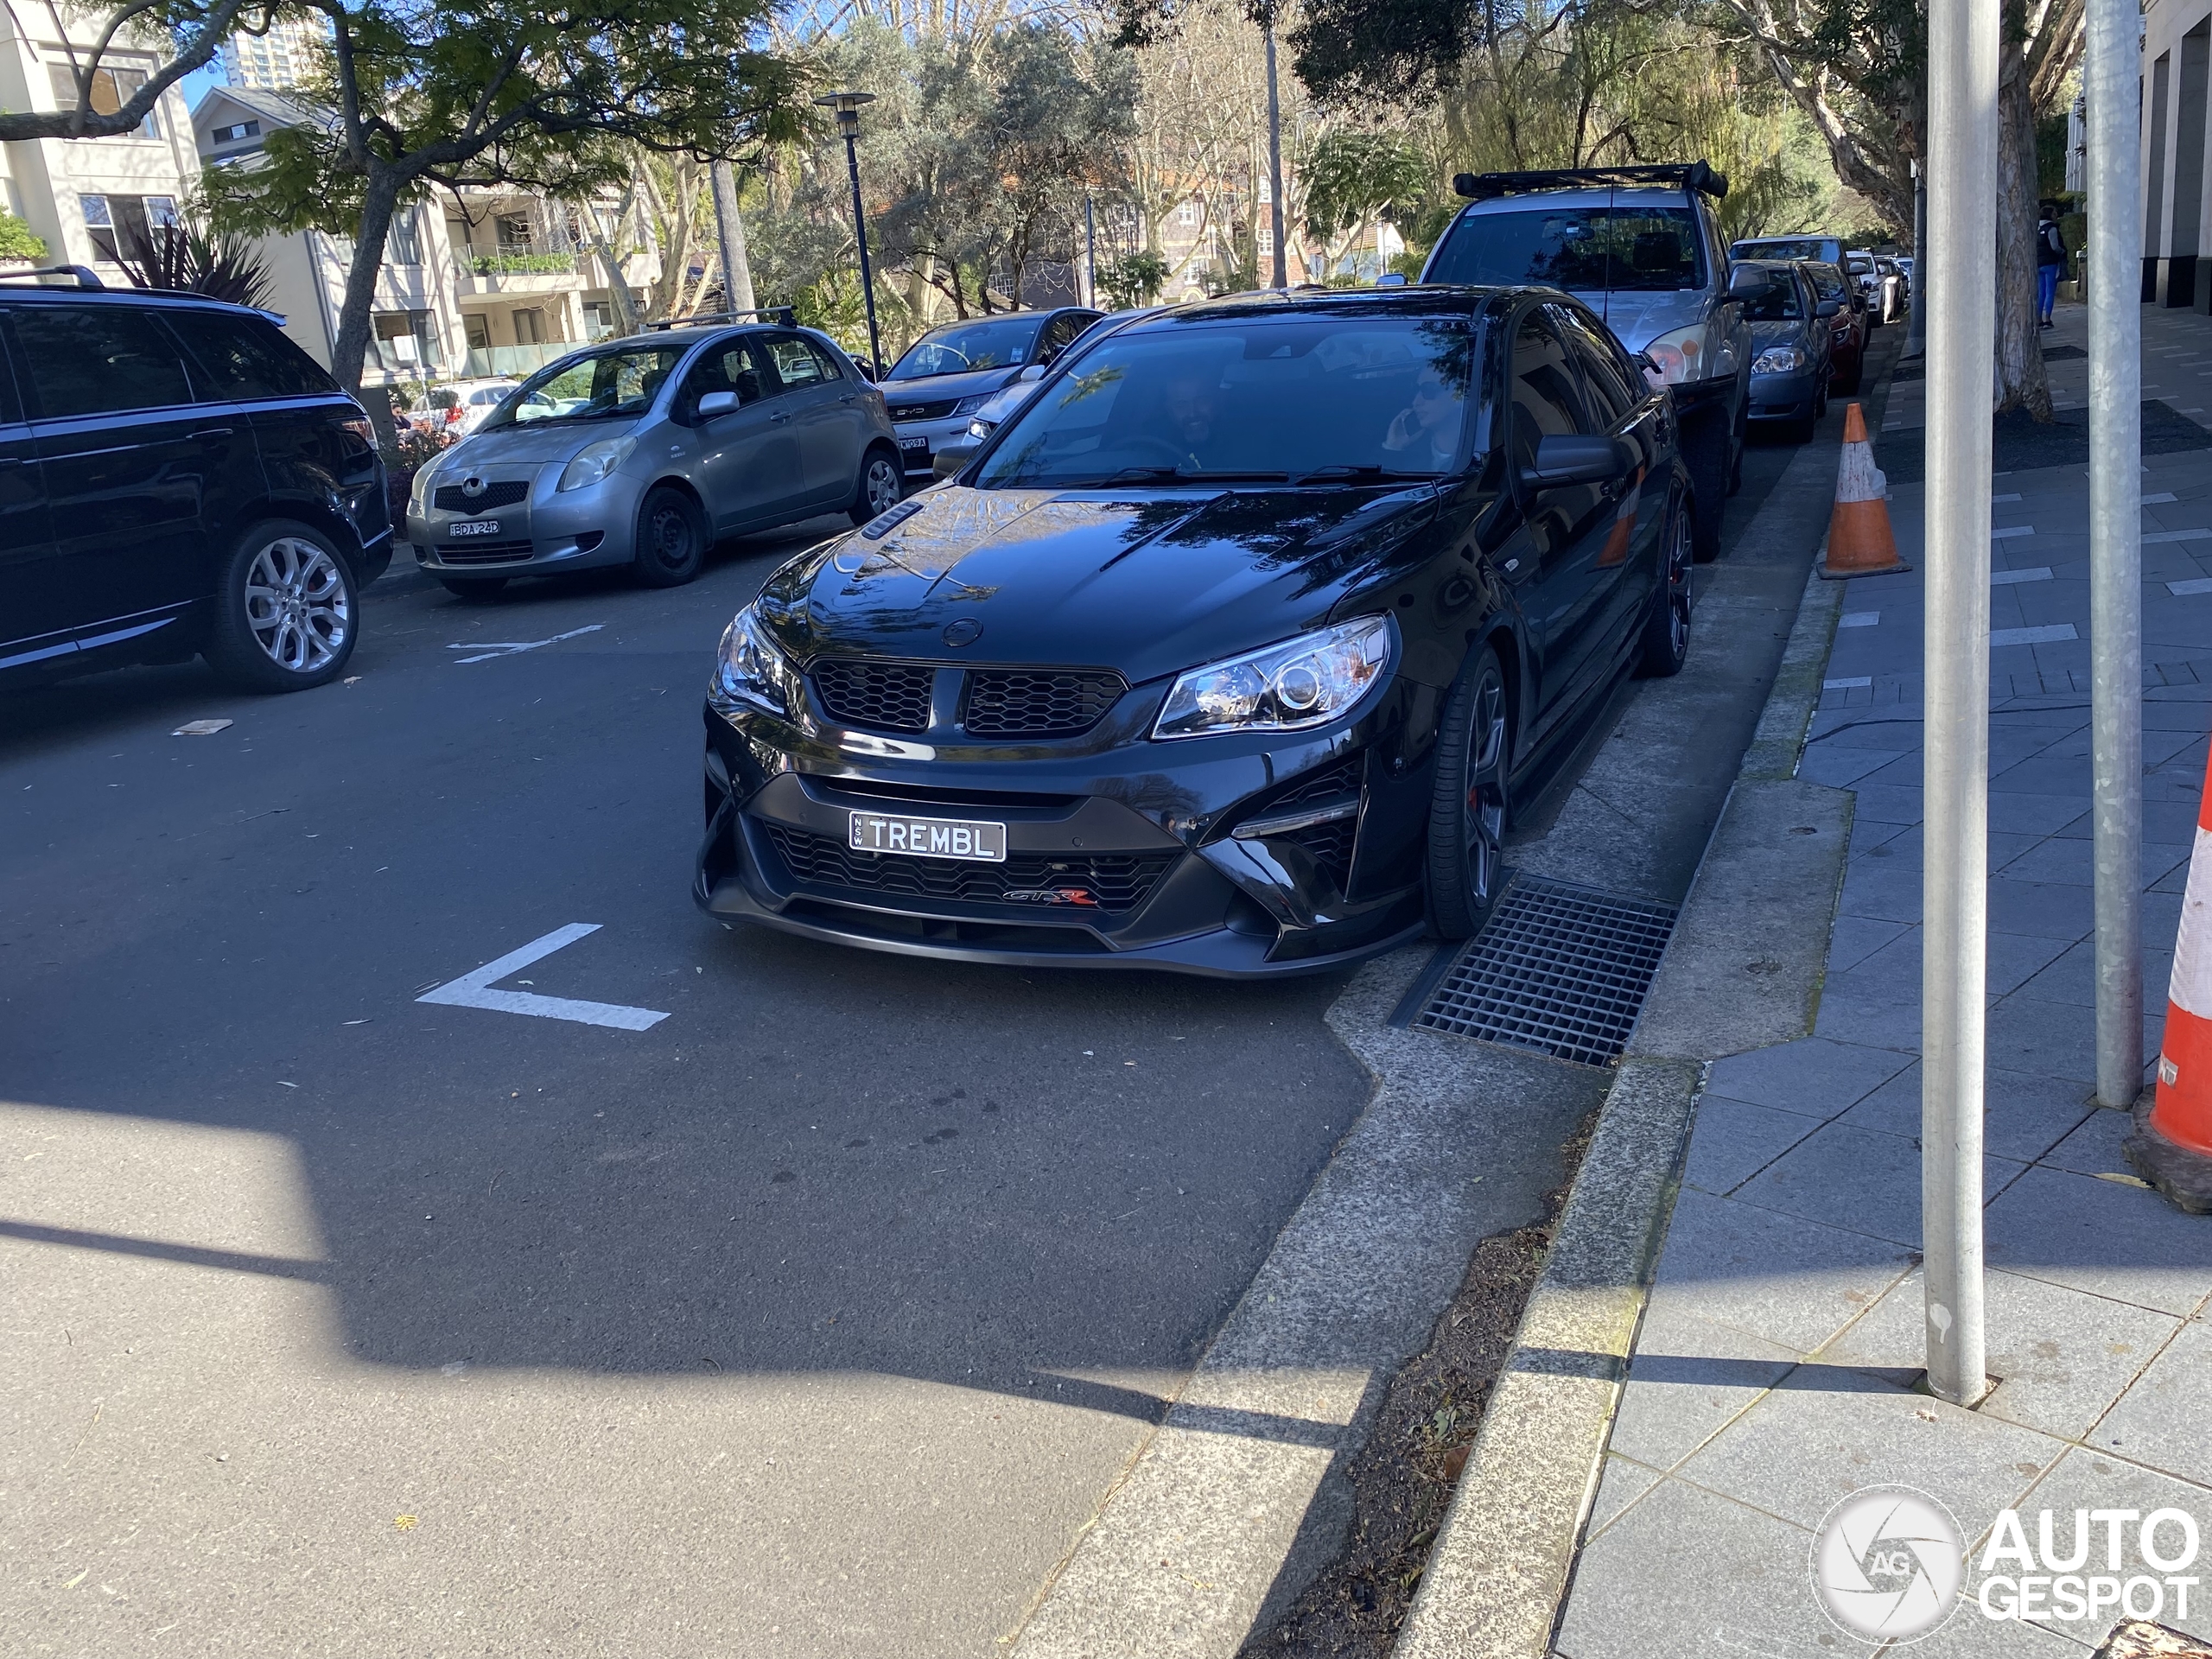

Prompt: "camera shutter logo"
[1810,1485,1967,1643]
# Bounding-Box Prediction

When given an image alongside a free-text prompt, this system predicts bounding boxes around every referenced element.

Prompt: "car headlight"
[713,605,800,715]
[1752,346,1805,374]
[557,435,637,493]
[952,393,995,416]
[1641,323,1713,386]
[965,416,993,442]
[409,452,447,512]
[1154,616,1393,741]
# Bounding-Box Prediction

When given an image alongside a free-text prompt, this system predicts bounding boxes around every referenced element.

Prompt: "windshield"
[972,316,1473,490]
[1738,238,1834,263]
[1427,205,1705,293]
[1804,264,1847,299]
[887,316,1046,380]
[1744,274,1803,321]
[486,344,689,427]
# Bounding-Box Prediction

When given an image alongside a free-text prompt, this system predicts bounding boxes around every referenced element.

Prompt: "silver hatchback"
[404,323,903,597]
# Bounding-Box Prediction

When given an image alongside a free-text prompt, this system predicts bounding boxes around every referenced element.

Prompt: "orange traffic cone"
[1818,404,1910,579]
[2128,742,2212,1211]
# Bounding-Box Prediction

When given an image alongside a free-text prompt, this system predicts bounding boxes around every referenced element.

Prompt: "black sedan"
[694,287,1694,976]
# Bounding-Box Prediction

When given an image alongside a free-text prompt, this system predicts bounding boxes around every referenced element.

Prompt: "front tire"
[1426,645,1510,939]
[632,485,708,588]
[849,445,905,526]
[1636,493,1694,679]
[204,519,358,693]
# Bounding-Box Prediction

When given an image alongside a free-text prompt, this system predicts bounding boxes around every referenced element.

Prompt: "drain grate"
[1412,877,1679,1066]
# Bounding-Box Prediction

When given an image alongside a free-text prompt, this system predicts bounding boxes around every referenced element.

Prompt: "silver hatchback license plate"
[849,811,1006,862]
[448,518,504,537]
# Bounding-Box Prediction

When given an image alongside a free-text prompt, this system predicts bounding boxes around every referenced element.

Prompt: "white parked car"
[414,378,520,437]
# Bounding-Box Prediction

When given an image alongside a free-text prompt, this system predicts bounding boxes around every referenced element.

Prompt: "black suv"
[0,272,391,693]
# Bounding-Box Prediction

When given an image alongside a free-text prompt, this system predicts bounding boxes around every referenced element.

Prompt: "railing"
[454,248,579,277]
[464,342,574,378]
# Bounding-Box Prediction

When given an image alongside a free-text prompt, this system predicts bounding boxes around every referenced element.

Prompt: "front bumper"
[1748,368,1820,422]
[888,414,976,478]
[691,677,1433,977]
[405,465,635,577]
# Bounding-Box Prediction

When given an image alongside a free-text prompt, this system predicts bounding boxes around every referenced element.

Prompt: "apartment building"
[218,19,327,92]
[2145,0,2212,312]
[190,88,658,389]
[0,10,201,280]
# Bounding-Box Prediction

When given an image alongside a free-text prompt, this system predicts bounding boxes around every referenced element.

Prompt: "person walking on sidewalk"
[2037,201,2066,327]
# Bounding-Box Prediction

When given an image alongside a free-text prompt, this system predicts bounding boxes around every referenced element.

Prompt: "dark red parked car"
[1803,260,1866,394]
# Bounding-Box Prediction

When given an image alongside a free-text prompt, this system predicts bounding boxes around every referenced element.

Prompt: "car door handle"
[769,411,791,425]
[0,456,20,468]
[189,426,234,442]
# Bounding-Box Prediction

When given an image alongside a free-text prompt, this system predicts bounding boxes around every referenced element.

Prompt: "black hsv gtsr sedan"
[694,287,1695,976]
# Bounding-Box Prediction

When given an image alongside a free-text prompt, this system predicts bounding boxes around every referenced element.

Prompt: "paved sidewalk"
[1552,302,2212,1659]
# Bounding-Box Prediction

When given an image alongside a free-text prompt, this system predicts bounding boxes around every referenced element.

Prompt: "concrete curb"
[1392,569,1855,1659]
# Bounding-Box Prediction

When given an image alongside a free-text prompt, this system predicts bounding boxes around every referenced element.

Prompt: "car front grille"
[887,398,958,423]
[1273,753,1365,810]
[434,480,530,513]
[963,670,1125,739]
[763,825,1178,912]
[1283,818,1357,887]
[438,540,535,565]
[812,660,935,732]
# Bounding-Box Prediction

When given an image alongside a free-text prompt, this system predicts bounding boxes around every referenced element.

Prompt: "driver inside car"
[1381,367,1465,471]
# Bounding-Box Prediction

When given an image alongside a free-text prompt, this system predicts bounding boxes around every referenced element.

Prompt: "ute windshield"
[1427,205,1706,292]
[972,315,1473,491]
[484,343,690,428]
[887,316,1046,380]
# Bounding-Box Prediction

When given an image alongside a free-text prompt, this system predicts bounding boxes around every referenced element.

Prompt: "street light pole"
[1262,10,1288,289]
[1906,160,1929,359]
[2088,0,2145,1108]
[1923,0,2001,1408]
[816,92,884,376]
[1084,194,1098,309]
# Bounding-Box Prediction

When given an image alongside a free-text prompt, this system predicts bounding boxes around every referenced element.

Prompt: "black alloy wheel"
[1427,645,1510,939]
[1637,493,1694,679]
[633,486,707,588]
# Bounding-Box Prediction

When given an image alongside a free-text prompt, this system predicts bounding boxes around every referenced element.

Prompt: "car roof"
[1455,186,1698,213]
[0,281,284,326]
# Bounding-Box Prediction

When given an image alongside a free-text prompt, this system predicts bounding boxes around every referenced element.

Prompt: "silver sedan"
[405,323,904,598]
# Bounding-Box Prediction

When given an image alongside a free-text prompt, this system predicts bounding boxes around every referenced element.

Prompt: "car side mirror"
[1519,433,1632,491]
[1816,298,1842,318]
[696,391,740,418]
[933,443,976,481]
[1018,363,1046,383]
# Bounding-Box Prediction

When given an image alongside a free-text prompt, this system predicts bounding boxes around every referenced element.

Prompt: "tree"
[0,0,276,143]
[206,0,810,399]
[1300,126,1426,270]
[0,212,48,264]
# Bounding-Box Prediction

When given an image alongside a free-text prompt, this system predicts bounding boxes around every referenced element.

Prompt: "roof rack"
[0,265,106,289]
[646,306,798,331]
[1451,162,1729,201]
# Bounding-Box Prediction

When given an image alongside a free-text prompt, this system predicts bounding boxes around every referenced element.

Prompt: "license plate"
[899,435,928,452]
[448,518,503,537]
[849,810,1006,862]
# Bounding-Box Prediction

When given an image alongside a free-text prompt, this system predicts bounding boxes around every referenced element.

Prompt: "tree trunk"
[331,168,404,404]
[1995,15,2054,418]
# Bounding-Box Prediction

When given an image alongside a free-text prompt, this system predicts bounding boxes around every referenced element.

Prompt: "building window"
[463,313,491,351]
[512,307,547,345]
[496,213,534,253]
[48,60,161,139]
[1175,199,1198,228]
[388,206,422,267]
[209,118,261,144]
[79,193,177,264]
[372,309,442,372]
[582,300,615,340]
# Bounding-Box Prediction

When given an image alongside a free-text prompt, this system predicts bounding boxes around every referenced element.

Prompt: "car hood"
[440,419,640,469]
[877,365,1024,407]
[1751,320,1809,352]
[1589,289,1711,349]
[758,483,1442,687]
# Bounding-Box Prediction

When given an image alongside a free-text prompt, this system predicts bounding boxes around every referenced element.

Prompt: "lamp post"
[815,91,883,376]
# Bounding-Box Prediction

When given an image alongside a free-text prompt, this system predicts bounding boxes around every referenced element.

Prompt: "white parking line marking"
[1992,493,2021,503]
[1839,613,1879,627]
[2171,578,2212,596]
[1991,567,2053,585]
[1993,525,2033,538]
[448,624,605,665]
[416,924,669,1030]
[1990,624,2078,647]
[2145,528,2212,544]
[1825,677,1872,690]
[2144,492,2177,504]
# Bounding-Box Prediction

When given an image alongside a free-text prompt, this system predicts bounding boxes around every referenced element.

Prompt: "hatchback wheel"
[205,520,357,692]
[633,486,707,588]
[849,446,904,525]
[1427,645,1510,939]
[1637,493,1694,679]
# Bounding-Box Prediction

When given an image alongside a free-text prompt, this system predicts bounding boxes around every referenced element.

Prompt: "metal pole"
[1922,0,2000,1408]
[1906,160,1929,358]
[709,159,757,315]
[2088,0,2145,1107]
[1085,194,1098,309]
[843,130,884,376]
[1262,16,1288,289]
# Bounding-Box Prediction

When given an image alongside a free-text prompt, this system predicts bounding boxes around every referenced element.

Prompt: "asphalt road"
[0,373,1861,1656]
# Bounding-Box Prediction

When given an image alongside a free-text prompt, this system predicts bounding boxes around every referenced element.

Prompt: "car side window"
[760,334,829,392]
[1041,313,1086,357]
[1510,314,1590,475]
[10,305,194,417]
[679,337,772,413]
[161,309,336,401]
[0,331,22,426]
[1553,306,1638,427]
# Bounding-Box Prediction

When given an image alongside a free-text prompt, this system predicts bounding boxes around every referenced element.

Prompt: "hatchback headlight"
[1641,323,1711,386]
[558,435,637,493]
[1154,616,1393,740]
[1753,346,1805,374]
[714,605,800,715]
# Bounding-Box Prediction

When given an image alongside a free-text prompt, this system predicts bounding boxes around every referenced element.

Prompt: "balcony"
[453,246,585,295]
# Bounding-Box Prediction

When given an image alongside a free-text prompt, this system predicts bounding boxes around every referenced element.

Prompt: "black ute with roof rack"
[0,283,390,694]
